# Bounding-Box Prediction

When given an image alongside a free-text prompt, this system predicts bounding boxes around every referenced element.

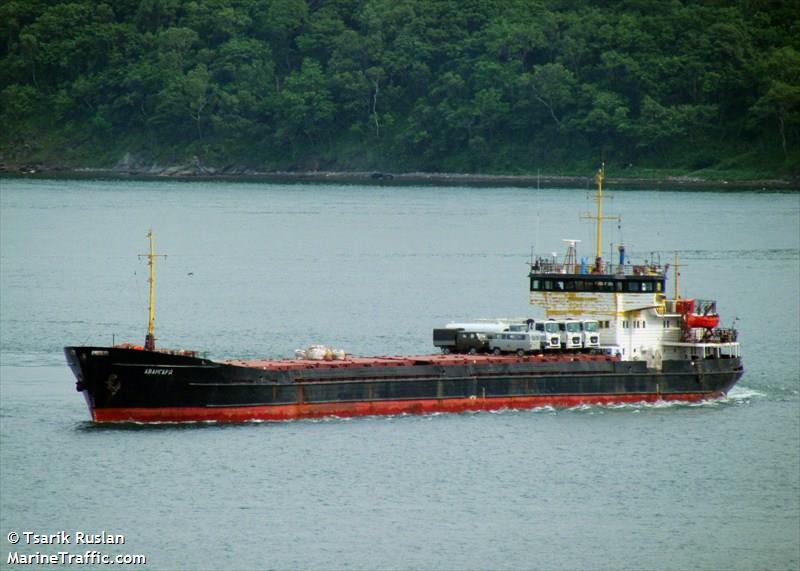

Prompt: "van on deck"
[489,331,546,355]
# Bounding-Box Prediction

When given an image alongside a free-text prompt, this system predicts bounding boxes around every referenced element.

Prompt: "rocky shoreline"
[1,157,797,191]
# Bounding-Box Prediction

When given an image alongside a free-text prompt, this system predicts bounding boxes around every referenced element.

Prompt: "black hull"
[64,347,744,423]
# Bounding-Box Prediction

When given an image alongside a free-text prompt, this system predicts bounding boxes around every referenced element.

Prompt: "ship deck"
[223,353,618,371]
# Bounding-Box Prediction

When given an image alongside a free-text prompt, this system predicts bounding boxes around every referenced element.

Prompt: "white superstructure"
[527,165,740,366]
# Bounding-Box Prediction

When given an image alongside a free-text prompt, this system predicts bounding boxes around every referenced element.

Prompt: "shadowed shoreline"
[1,163,797,190]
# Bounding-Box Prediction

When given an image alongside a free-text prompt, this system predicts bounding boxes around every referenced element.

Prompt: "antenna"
[672,251,685,301]
[138,230,167,351]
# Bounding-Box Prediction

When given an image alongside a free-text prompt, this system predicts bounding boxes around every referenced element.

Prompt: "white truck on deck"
[582,320,600,349]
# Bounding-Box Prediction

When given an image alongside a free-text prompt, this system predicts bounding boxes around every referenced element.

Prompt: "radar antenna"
[562,239,581,272]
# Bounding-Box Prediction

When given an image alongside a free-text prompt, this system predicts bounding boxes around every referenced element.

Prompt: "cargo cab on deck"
[535,321,562,350]
[582,320,600,349]
[561,320,584,350]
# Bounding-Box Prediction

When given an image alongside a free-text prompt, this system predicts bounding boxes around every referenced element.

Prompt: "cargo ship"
[65,168,743,423]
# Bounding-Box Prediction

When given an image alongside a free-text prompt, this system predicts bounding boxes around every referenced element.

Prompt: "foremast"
[139,230,166,351]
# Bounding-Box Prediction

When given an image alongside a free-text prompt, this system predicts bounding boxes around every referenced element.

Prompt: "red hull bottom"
[90,392,723,423]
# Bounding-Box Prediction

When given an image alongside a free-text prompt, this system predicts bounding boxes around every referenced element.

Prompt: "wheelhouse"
[529,274,666,294]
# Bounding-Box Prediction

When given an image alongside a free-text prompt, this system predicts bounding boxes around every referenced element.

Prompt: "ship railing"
[706,327,738,343]
[156,348,198,358]
[681,327,738,344]
[529,259,665,278]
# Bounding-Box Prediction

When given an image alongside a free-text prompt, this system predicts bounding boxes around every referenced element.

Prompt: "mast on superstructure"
[581,163,618,272]
[139,230,166,351]
[594,165,604,261]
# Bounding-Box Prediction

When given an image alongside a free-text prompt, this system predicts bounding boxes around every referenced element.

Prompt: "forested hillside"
[1,0,798,176]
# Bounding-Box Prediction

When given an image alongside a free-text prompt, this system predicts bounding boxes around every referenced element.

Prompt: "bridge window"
[531,276,665,294]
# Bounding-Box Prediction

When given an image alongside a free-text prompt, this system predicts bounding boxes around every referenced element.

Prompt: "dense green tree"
[276,58,334,149]
[751,47,800,160]
[0,0,797,175]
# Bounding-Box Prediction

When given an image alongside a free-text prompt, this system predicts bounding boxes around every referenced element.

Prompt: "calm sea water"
[1,178,798,571]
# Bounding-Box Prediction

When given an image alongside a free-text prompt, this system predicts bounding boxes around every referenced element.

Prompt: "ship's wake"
[553,386,765,414]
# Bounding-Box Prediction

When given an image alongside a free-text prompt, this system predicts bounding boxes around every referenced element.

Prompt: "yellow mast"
[147,230,155,340]
[140,230,166,350]
[594,164,604,261]
[581,163,618,271]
